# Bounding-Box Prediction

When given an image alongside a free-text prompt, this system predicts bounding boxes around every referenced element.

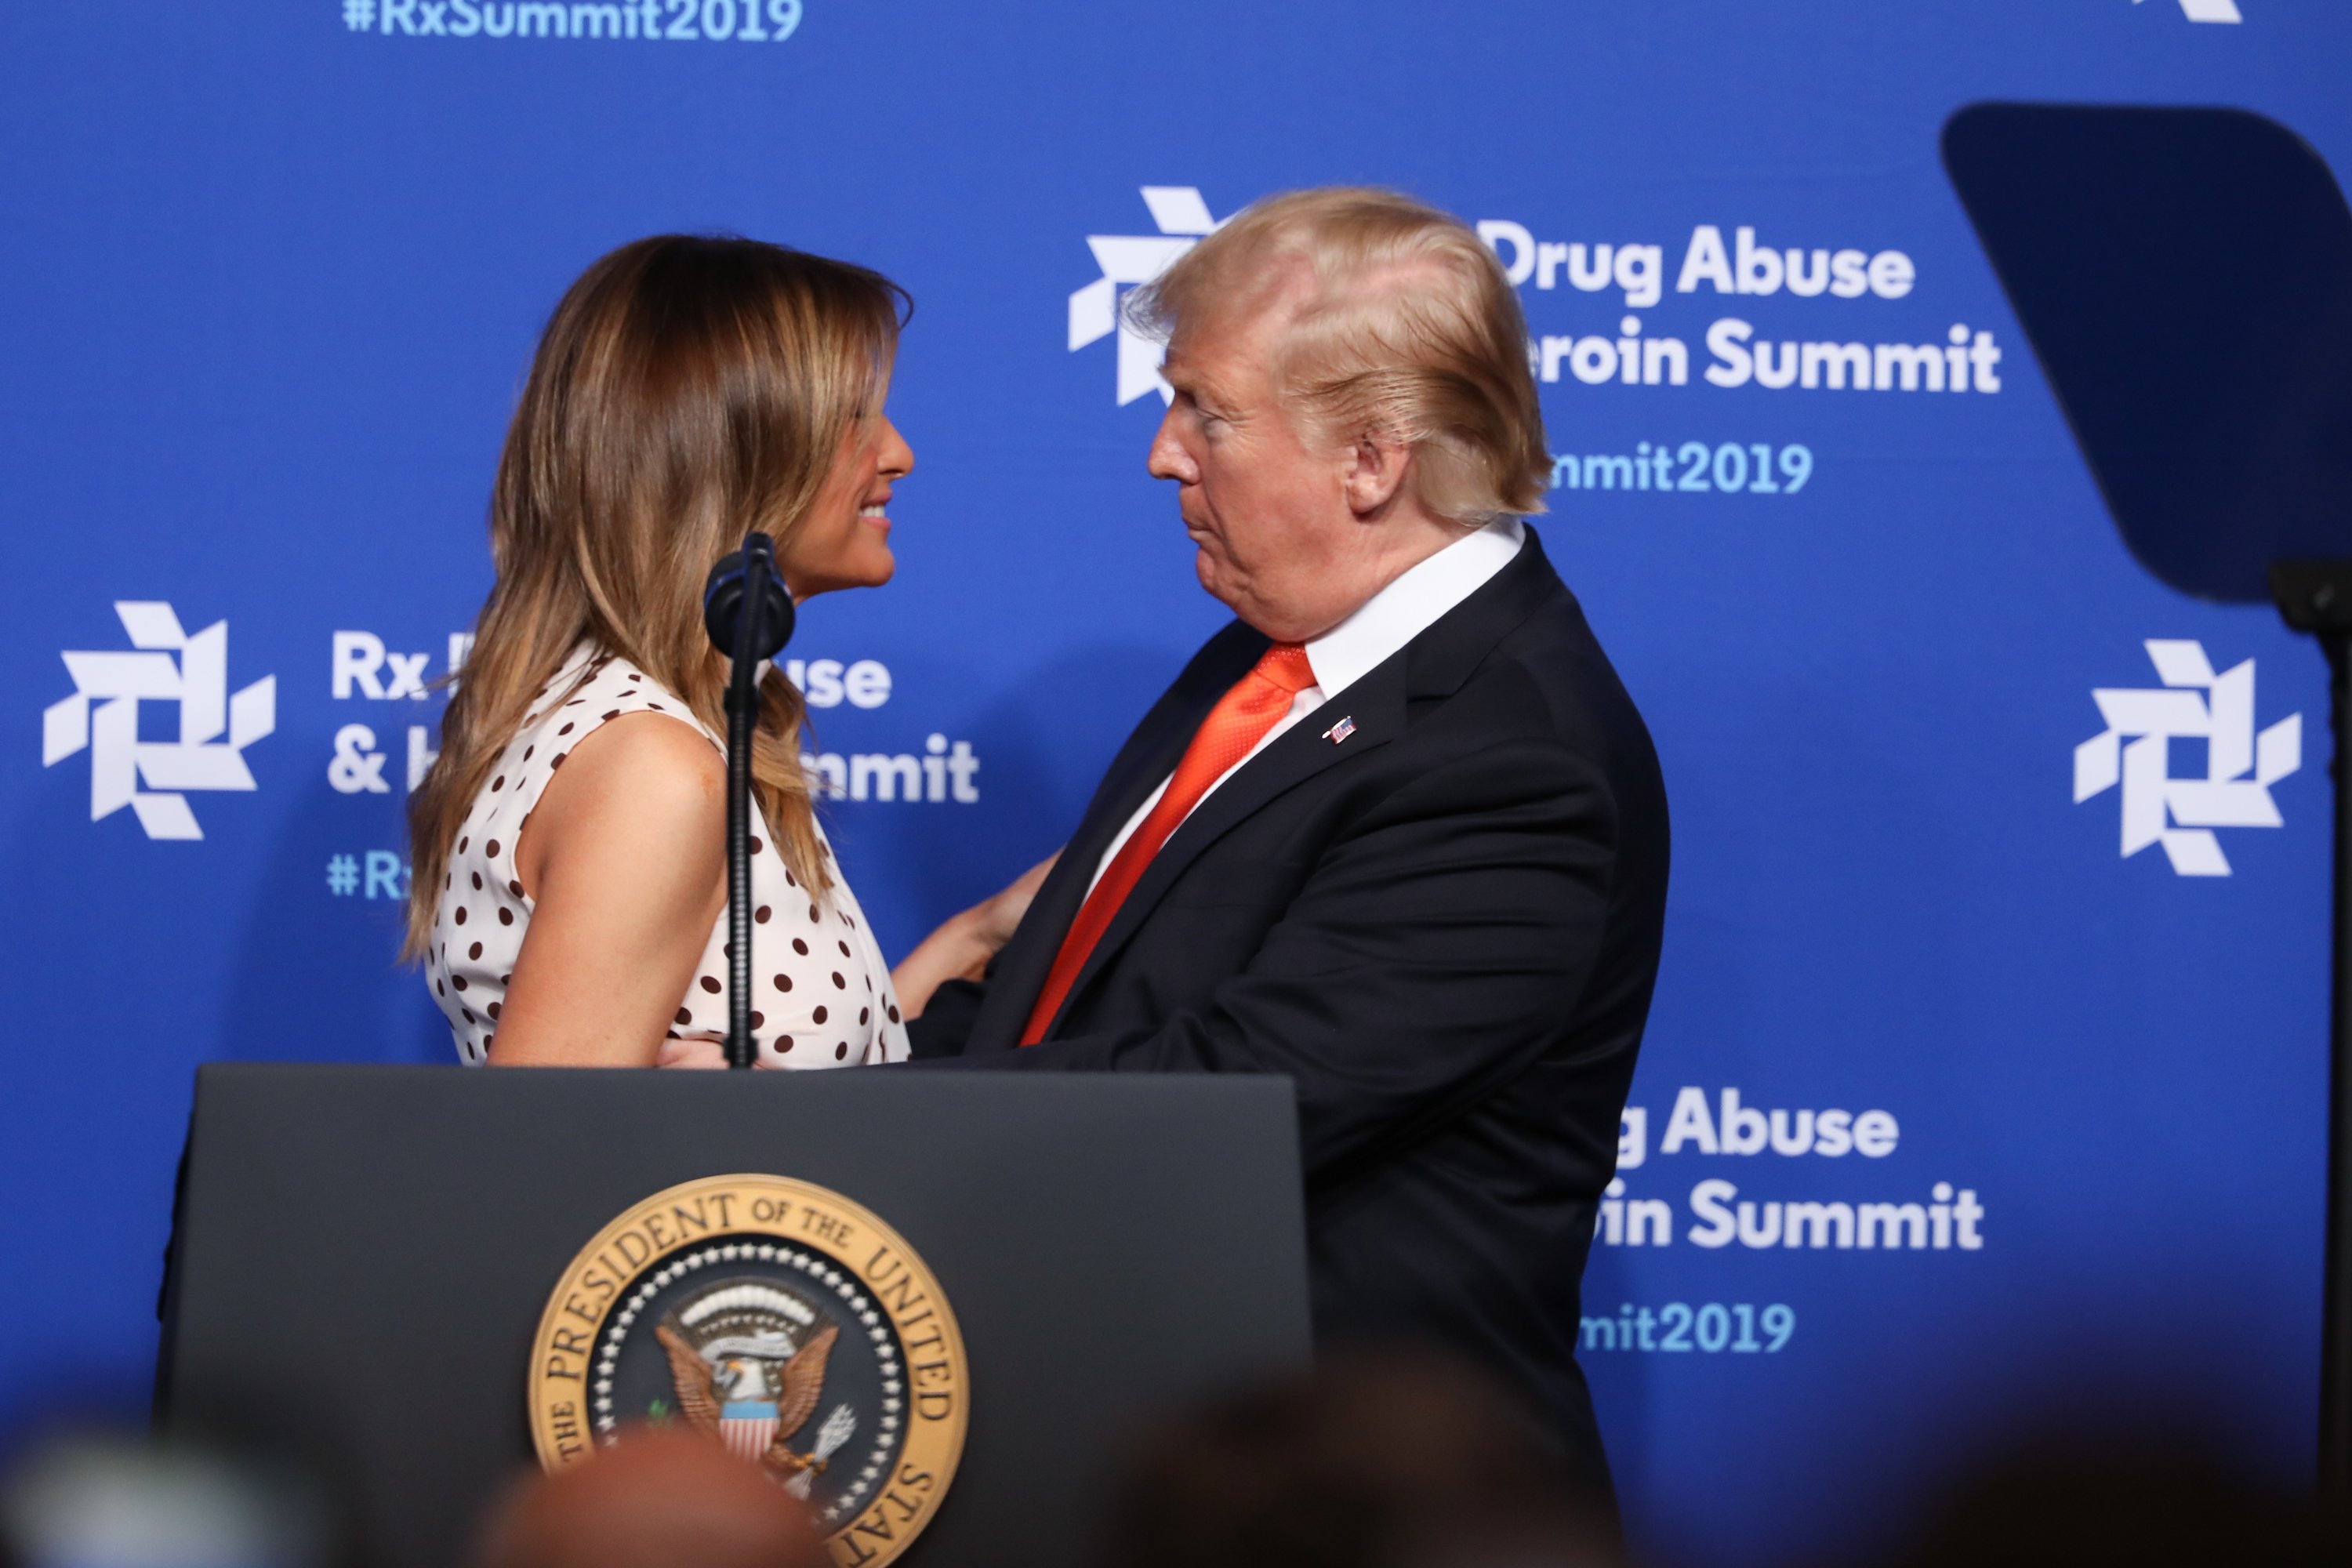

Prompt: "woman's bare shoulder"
[560,710,722,802]
[517,711,724,889]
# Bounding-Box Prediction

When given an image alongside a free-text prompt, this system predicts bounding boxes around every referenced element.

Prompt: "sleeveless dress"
[424,643,911,1068]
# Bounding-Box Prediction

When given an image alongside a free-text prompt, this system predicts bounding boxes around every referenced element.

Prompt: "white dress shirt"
[1086,517,1527,895]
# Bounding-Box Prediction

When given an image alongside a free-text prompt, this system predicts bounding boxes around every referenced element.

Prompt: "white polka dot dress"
[424,642,911,1068]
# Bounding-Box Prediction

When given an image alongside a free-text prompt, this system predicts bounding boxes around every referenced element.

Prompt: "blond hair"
[403,234,906,961]
[1127,187,1550,525]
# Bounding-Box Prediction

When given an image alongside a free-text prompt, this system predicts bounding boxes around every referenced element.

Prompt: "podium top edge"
[191,1060,1299,1102]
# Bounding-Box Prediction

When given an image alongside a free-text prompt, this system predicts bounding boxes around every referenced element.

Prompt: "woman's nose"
[879,417,915,479]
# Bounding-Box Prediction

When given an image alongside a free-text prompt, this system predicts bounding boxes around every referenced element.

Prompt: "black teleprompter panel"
[159,1065,1310,1568]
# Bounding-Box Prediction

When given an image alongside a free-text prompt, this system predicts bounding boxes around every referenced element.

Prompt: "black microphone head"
[703,534,795,662]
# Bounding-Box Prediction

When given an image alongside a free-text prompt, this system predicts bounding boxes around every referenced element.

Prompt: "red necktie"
[1020,642,1317,1045]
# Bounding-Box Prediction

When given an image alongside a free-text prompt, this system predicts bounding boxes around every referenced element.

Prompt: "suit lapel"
[992,525,1571,1048]
[1036,654,1409,1040]
[964,625,1265,1052]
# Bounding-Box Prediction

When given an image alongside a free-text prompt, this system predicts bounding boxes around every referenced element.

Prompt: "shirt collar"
[1302,517,1526,699]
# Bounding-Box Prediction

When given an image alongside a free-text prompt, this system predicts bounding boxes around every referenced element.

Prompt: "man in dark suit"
[895,188,1668,1498]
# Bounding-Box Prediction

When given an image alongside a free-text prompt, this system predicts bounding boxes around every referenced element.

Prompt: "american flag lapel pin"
[1322,715,1356,745]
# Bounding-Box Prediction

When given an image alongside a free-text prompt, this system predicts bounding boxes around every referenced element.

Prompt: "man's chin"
[1192,552,1237,607]
[1194,567,1273,635]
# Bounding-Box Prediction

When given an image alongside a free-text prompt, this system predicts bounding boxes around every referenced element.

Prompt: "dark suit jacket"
[910,526,1668,1490]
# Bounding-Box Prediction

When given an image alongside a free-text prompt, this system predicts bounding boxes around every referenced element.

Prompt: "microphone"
[702,534,796,661]
[702,533,796,1068]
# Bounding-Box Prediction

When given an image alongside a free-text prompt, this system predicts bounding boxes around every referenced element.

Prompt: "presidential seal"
[528,1174,967,1566]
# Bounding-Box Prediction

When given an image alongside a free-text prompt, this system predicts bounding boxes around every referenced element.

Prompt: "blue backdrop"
[2,3,2341,1563]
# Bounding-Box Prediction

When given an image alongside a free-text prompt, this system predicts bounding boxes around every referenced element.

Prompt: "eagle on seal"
[655,1316,841,1480]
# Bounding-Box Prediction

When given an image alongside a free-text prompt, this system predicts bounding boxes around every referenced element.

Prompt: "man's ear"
[1342,434,1414,518]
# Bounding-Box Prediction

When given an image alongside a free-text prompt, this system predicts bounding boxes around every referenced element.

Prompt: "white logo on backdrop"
[43,603,277,840]
[1068,187,1222,407]
[2134,0,2243,24]
[2073,640,2298,876]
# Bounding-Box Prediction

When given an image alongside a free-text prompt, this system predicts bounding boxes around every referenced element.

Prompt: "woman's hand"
[889,851,1061,1020]
[655,1036,732,1069]
[964,852,1058,970]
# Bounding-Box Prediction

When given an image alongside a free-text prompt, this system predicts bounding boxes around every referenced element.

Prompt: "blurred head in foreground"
[474,1428,825,1568]
[1882,1431,2348,1568]
[1,1434,328,1568]
[1096,1345,1619,1568]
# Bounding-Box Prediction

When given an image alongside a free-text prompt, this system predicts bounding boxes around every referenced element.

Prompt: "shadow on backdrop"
[1944,100,2352,1492]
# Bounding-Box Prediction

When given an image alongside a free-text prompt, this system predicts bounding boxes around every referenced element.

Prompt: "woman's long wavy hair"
[402,234,908,961]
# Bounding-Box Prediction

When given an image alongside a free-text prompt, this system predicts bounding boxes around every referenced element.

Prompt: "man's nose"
[1145,413,1195,483]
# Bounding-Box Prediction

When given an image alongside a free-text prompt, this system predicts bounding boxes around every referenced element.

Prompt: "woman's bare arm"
[890,851,1058,1020]
[488,714,728,1066]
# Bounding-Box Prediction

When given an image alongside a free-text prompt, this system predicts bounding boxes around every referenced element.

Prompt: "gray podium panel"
[158,1065,1311,1568]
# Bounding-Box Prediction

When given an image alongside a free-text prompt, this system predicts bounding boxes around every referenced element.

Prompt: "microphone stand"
[2274,560,2352,1490]
[706,532,793,1070]
[724,556,764,1069]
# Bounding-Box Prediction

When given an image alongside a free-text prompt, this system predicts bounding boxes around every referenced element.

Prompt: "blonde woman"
[405,234,1032,1069]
